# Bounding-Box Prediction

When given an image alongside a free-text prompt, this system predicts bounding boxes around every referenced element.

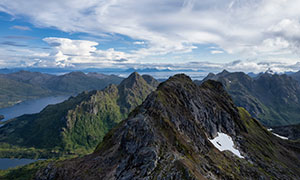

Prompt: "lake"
[0,96,69,170]
[0,95,70,122]
[0,158,39,170]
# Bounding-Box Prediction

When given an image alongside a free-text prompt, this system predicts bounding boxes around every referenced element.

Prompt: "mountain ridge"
[199,70,300,126]
[36,74,300,180]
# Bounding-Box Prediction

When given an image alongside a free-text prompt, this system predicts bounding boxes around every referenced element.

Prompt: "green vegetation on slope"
[0,72,158,158]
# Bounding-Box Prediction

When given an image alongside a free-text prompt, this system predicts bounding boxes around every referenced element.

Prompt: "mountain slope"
[0,72,158,156]
[0,76,52,108]
[0,71,123,108]
[44,71,123,94]
[199,70,300,126]
[36,74,300,180]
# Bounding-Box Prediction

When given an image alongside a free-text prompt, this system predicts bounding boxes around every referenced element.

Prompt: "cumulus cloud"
[43,37,134,67]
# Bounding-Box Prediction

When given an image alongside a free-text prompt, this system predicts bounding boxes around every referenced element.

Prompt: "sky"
[1,0,300,73]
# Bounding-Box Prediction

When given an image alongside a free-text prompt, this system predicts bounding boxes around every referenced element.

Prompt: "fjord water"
[0,96,69,170]
[0,95,69,122]
[0,158,39,170]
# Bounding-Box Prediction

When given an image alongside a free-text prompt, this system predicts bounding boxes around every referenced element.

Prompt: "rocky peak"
[117,72,155,114]
[118,72,146,89]
[219,69,230,76]
[148,74,239,139]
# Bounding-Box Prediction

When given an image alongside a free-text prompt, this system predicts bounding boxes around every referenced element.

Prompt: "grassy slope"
[0,73,157,158]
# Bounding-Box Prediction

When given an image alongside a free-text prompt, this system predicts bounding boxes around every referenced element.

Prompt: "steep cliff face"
[0,72,158,156]
[36,74,300,180]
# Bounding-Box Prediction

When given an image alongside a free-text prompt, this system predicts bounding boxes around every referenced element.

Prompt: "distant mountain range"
[0,71,123,108]
[0,67,204,74]
[198,70,300,126]
[35,74,300,180]
[0,72,158,157]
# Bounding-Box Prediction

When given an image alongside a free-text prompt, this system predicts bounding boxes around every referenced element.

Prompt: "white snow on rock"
[267,128,288,140]
[272,133,289,140]
[209,132,244,158]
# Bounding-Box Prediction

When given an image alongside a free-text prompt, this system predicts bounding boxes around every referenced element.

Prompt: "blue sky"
[1,0,300,73]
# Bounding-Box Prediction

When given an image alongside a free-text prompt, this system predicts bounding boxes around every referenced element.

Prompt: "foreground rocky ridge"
[0,72,157,157]
[36,74,300,180]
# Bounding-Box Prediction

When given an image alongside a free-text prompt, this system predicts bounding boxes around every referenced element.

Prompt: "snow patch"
[272,133,289,140]
[267,128,288,140]
[209,132,244,158]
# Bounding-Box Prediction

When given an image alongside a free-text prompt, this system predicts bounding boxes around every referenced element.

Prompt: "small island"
[0,114,4,120]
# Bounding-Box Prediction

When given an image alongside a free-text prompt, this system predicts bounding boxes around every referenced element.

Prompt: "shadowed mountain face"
[0,72,158,156]
[198,70,300,126]
[0,71,123,108]
[289,70,300,83]
[36,74,300,180]
[271,123,300,140]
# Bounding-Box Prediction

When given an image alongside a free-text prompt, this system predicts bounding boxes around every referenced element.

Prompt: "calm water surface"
[0,158,40,170]
[0,96,69,170]
[0,95,69,122]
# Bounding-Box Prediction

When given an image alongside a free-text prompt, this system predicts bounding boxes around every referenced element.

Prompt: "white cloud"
[133,41,145,45]
[43,37,135,67]
[10,25,31,31]
[210,50,224,54]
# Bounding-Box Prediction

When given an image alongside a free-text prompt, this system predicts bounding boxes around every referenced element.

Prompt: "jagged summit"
[37,73,300,180]
[220,69,230,75]
[118,72,145,88]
